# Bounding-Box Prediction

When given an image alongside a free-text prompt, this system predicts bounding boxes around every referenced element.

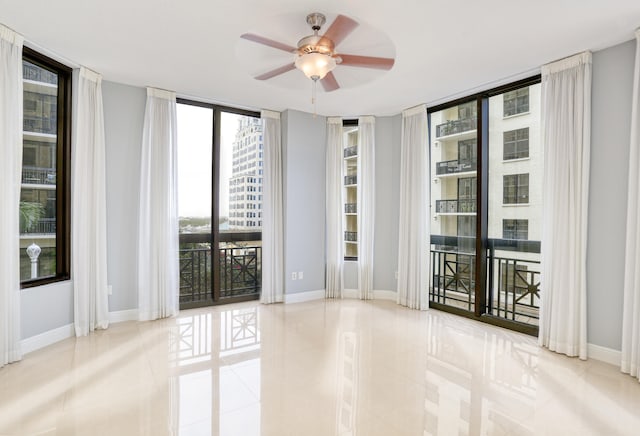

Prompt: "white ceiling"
[1,0,639,116]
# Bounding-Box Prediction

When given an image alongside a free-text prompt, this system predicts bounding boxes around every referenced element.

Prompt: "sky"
[177,104,244,218]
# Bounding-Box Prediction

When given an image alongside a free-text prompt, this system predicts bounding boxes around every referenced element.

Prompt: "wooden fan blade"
[255,63,296,80]
[320,15,358,47]
[240,33,296,53]
[339,54,395,70]
[321,72,340,92]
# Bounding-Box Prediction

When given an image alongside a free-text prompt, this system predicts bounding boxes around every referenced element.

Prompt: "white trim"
[340,289,397,301]
[284,289,325,304]
[109,309,139,323]
[21,323,74,355]
[587,343,621,366]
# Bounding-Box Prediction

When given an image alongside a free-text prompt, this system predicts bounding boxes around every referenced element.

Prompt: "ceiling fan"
[240,12,395,92]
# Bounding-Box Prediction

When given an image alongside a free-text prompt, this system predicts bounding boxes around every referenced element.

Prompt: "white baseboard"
[343,289,396,301]
[284,289,325,304]
[21,323,74,355]
[109,309,139,323]
[588,343,621,366]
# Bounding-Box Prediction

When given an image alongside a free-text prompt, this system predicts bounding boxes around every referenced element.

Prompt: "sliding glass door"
[177,101,262,308]
[428,78,541,335]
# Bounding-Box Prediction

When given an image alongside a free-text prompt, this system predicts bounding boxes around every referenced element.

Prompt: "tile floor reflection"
[1,299,639,435]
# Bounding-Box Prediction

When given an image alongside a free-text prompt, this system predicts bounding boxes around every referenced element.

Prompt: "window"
[177,101,262,308]
[503,87,529,116]
[503,128,529,160]
[343,120,359,260]
[502,219,528,240]
[503,174,529,204]
[20,48,71,286]
[429,79,541,334]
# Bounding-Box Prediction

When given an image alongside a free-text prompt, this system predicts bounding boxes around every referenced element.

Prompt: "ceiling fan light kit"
[240,11,395,110]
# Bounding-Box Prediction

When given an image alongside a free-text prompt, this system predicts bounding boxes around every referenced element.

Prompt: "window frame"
[343,119,359,261]
[427,75,541,335]
[503,127,529,160]
[502,219,529,240]
[503,87,530,117]
[21,47,72,288]
[503,173,529,204]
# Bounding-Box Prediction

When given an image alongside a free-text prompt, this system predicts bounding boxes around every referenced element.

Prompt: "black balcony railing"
[344,145,358,158]
[345,231,357,242]
[179,233,261,305]
[344,175,357,186]
[22,166,56,185]
[24,116,57,135]
[435,199,476,214]
[23,63,58,85]
[345,203,357,214]
[435,159,477,175]
[21,218,56,235]
[435,117,477,138]
[429,235,540,327]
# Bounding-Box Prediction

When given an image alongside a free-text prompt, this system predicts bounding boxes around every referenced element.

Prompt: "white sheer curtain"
[358,116,375,300]
[261,110,284,304]
[622,30,640,379]
[72,67,109,336]
[539,52,591,359]
[397,105,429,310]
[326,117,344,299]
[0,24,23,367]
[138,87,179,321]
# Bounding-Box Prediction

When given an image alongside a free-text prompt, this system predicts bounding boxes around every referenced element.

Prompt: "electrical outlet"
[395,271,398,280]
[291,272,297,280]
[298,271,304,280]
[107,285,113,295]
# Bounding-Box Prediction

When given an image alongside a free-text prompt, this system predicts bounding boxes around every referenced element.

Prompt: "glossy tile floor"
[1,299,639,435]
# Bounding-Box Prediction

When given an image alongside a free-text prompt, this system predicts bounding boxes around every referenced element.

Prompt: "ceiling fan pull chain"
[312,78,317,117]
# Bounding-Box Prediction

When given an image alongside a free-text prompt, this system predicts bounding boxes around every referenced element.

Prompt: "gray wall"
[102,81,146,312]
[587,40,635,350]
[373,115,402,291]
[282,110,327,294]
[21,281,73,339]
[339,116,403,292]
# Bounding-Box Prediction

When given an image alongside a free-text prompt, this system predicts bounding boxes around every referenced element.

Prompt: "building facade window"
[503,128,529,160]
[503,87,529,117]
[20,48,71,286]
[503,173,529,204]
[502,219,528,240]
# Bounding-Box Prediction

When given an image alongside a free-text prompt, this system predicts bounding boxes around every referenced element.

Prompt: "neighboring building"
[228,116,263,230]
[20,60,58,280]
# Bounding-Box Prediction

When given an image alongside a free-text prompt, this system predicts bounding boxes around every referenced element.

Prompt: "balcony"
[430,235,540,327]
[22,166,56,185]
[344,175,357,186]
[435,199,476,214]
[179,232,261,306]
[23,63,58,85]
[344,145,357,158]
[344,231,357,242]
[21,218,56,235]
[435,117,477,138]
[24,116,57,135]
[435,159,476,176]
[345,203,357,214]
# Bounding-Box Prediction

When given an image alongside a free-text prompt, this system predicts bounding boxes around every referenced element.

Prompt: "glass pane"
[177,103,213,305]
[177,104,213,234]
[20,61,58,281]
[220,112,262,299]
[343,125,358,258]
[430,101,478,312]
[488,83,541,326]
